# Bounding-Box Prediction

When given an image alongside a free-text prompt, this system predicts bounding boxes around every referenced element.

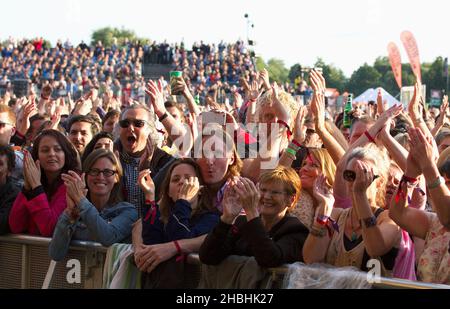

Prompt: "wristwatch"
[427,176,445,190]
[361,216,377,228]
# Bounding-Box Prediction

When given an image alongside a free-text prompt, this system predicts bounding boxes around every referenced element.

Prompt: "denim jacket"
[49,197,138,261]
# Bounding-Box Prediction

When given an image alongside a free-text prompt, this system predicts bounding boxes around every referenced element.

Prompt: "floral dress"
[417,213,450,284]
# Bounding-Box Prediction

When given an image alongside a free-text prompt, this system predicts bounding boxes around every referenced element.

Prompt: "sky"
[1,0,449,77]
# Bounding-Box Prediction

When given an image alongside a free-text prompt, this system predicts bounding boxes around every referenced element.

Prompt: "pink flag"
[400,31,422,82]
[387,42,402,89]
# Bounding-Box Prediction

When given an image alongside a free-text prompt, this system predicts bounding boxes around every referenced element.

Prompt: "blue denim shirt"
[49,198,138,261]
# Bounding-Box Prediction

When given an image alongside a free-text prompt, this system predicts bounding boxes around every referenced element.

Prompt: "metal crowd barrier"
[0,234,449,289]
[0,234,107,289]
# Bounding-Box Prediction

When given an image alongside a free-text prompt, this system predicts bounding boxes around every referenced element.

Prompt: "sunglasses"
[343,170,379,182]
[119,119,148,128]
[87,168,117,177]
[306,128,316,135]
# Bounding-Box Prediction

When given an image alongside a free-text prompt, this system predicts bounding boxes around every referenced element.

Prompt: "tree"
[314,58,347,93]
[288,64,302,83]
[91,27,146,47]
[422,57,446,98]
[266,58,289,84]
[346,63,381,95]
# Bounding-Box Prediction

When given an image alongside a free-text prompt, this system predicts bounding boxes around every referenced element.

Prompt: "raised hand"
[23,151,41,189]
[309,70,326,131]
[248,80,261,101]
[293,106,307,144]
[139,136,154,171]
[177,176,201,203]
[234,177,260,215]
[220,179,243,224]
[146,79,166,118]
[137,169,155,201]
[351,160,377,194]
[313,174,335,217]
[61,171,87,205]
[408,80,423,123]
[376,88,386,115]
[17,99,37,136]
[259,68,271,91]
[435,95,449,128]
[408,127,437,172]
[232,91,243,110]
[271,82,289,123]
[171,77,191,99]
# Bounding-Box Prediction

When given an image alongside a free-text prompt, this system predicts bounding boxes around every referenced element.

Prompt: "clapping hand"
[61,171,87,205]
[23,150,41,190]
[220,178,243,224]
[313,174,335,217]
[137,169,155,201]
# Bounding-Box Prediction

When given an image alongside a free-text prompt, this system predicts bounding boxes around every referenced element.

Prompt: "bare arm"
[146,79,193,154]
[309,70,346,165]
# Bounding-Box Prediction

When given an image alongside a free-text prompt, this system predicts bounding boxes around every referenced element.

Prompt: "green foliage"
[255,57,266,71]
[256,57,289,84]
[346,63,382,95]
[266,58,289,84]
[314,58,347,93]
[91,27,148,47]
[288,64,302,83]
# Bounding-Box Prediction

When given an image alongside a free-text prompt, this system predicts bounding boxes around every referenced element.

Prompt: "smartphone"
[202,111,226,126]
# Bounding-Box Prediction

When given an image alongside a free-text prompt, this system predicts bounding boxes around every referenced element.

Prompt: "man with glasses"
[115,104,174,215]
[0,105,23,185]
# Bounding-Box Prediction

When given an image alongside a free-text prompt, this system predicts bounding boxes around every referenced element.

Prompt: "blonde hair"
[255,89,299,150]
[0,105,16,124]
[437,146,450,169]
[308,148,336,188]
[256,90,299,127]
[346,144,390,208]
[259,166,302,212]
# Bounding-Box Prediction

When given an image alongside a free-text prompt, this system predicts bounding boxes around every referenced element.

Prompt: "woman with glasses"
[303,143,402,277]
[199,166,309,268]
[49,149,138,261]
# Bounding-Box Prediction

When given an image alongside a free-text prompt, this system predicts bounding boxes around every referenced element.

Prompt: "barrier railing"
[1,234,449,289]
[0,234,107,289]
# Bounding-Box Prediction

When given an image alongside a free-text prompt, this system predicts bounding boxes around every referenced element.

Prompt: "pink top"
[9,184,67,237]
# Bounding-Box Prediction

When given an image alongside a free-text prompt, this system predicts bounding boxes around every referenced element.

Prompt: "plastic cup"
[170,71,183,95]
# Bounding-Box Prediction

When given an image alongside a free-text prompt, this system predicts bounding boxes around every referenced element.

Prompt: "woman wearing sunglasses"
[49,149,138,261]
[303,143,402,277]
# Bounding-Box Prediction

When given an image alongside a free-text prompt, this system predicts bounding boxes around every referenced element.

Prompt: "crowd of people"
[0,37,449,288]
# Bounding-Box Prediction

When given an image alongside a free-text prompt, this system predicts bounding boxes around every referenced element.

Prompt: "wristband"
[395,175,418,204]
[427,176,445,190]
[277,120,292,139]
[291,139,302,148]
[310,226,327,238]
[285,147,297,157]
[173,240,186,262]
[288,142,300,152]
[361,216,377,228]
[143,200,157,224]
[158,112,168,122]
[364,130,376,144]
